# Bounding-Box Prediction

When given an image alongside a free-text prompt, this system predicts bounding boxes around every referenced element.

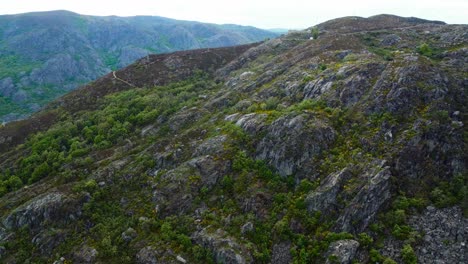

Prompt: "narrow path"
[112,71,136,88]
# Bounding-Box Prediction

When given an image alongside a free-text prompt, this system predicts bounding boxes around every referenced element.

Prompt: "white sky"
[1,0,467,29]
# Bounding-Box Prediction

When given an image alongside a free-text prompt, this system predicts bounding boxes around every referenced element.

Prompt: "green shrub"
[264,97,279,110]
[383,258,398,264]
[311,27,319,40]
[160,222,174,241]
[327,255,339,263]
[431,174,467,211]
[369,248,384,263]
[221,175,234,193]
[401,244,417,264]
[370,47,394,61]
[392,224,413,240]
[0,183,7,196]
[384,209,406,226]
[30,162,51,183]
[297,179,318,193]
[358,233,374,248]
[416,43,433,57]
[392,196,427,211]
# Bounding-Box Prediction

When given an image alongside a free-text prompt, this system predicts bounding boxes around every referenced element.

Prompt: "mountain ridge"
[0,10,278,123]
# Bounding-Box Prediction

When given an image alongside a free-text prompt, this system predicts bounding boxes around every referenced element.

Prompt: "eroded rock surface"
[192,228,253,264]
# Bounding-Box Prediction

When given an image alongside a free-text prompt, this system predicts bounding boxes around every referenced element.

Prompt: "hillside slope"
[0,15,467,263]
[0,10,277,123]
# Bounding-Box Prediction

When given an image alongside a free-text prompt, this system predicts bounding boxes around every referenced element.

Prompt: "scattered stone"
[176,255,187,263]
[239,71,254,80]
[271,241,292,264]
[380,34,402,46]
[139,217,149,222]
[52,257,66,264]
[192,228,253,264]
[73,245,98,264]
[136,246,159,264]
[241,222,254,235]
[325,239,360,264]
[335,50,352,60]
[121,227,138,242]
[380,206,467,263]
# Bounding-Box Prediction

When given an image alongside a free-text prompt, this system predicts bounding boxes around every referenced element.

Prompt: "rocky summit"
[0,14,467,263]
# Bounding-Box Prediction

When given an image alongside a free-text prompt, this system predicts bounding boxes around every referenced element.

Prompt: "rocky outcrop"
[168,107,208,131]
[72,245,98,264]
[256,113,335,178]
[235,113,267,135]
[136,246,159,264]
[153,155,229,215]
[335,162,392,233]
[194,135,228,157]
[306,168,353,214]
[2,192,83,230]
[192,228,253,264]
[32,229,67,255]
[325,239,360,264]
[121,227,138,243]
[379,206,467,263]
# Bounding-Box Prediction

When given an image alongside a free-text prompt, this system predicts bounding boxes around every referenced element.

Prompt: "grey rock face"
[2,192,81,230]
[380,34,401,46]
[335,162,392,233]
[32,229,67,255]
[410,206,467,264]
[194,135,228,157]
[303,78,334,99]
[241,192,272,220]
[186,155,227,188]
[271,241,292,264]
[136,246,159,264]
[306,168,353,214]
[0,227,6,242]
[241,222,254,235]
[121,227,138,242]
[169,107,208,131]
[235,113,267,135]
[73,245,98,264]
[192,228,253,264]
[325,239,360,264]
[153,154,228,215]
[256,113,335,178]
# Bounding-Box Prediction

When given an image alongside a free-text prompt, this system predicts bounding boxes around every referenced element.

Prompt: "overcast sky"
[1,0,467,29]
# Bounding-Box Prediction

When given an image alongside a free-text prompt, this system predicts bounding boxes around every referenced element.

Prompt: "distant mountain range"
[266,28,292,34]
[0,10,278,123]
